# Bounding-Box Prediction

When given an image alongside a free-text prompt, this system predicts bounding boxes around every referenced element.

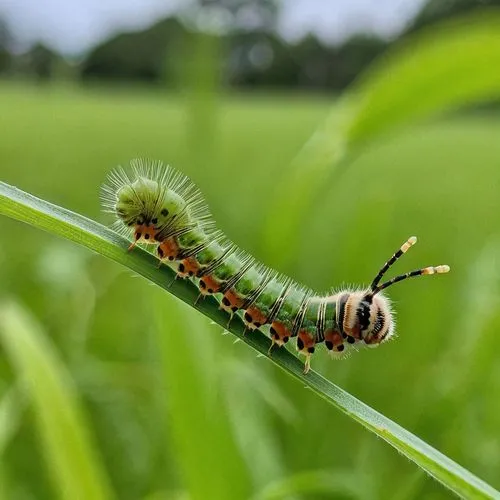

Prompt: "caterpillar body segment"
[102,160,450,374]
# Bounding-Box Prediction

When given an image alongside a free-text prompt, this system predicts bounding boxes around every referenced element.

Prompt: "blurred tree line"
[0,0,498,91]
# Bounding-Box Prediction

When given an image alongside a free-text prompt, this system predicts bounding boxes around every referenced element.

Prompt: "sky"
[0,0,427,55]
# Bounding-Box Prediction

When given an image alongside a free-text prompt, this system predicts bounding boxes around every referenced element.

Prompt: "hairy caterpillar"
[101,159,450,373]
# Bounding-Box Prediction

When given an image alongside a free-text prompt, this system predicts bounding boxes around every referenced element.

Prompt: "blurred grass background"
[2,2,500,499]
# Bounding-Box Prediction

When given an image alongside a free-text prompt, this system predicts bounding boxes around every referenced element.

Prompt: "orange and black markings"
[177,257,201,279]
[221,289,246,314]
[198,274,222,295]
[157,237,181,261]
[269,321,291,347]
[243,307,268,330]
[128,223,161,250]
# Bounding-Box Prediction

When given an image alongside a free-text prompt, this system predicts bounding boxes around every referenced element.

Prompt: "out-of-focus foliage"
[81,18,185,84]
[408,0,500,32]
[5,0,500,91]
[0,303,114,500]
[80,16,388,91]
[0,19,12,74]
[2,1,500,499]
[263,10,500,267]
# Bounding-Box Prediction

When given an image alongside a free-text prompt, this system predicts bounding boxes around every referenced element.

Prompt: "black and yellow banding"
[103,159,450,374]
[370,236,417,291]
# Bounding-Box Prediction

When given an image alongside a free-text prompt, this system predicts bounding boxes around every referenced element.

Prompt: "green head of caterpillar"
[336,236,450,346]
[113,175,190,249]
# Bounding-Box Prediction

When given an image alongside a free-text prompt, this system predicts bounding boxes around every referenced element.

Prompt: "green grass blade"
[263,10,500,264]
[0,301,115,500]
[1,181,499,499]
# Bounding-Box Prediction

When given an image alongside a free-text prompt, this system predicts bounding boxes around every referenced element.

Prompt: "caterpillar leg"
[303,355,311,375]
[194,293,204,306]
[297,331,316,375]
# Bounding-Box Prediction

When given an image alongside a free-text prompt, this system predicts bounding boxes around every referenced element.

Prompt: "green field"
[1,81,500,499]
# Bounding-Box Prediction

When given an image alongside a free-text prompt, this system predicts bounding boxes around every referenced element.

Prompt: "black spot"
[325,340,334,350]
[347,336,355,344]
[283,336,289,343]
[222,297,230,306]
[157,247,164,258]
[168,256,174,261]
[254,322,261,328]
[357,301,371,330]
[188,271,194,277]
[178,263,185,272]
[135,232,141,240]
[231,306,238,312]
[270,326,277,336]
[336,344,345,352]
[342,333,348,339]
[244,312,252,323]
[297,337,304,350]
[207,288,214,294]
[152,217,158,224]
[161,208,169,216]
[144,234,150,240]
[307,346,315,354]
[137,219,143,225]
[199,280,206,289]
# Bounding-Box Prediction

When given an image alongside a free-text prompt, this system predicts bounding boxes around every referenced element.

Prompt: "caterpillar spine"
[101,159,450,374]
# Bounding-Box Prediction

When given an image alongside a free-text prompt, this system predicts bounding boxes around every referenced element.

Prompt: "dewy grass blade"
[1,180,499,499]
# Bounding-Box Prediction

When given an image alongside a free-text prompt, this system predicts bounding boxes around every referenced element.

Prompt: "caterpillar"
[101,158,450,374]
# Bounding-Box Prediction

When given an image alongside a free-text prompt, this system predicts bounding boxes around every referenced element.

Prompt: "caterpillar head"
[115,177,187,228]
[336,236,450,346]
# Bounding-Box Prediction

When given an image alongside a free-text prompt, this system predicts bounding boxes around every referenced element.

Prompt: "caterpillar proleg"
[101,159,450,374]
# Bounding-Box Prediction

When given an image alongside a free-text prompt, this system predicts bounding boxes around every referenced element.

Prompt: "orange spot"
[324,328,343,350]
[177,257,201,279]
[134,224,159,244]
[220,289,245,314]
[198,274,221,295]
[297,330,315,354]
[270,321,291,347]
[243,306,268,330]
[158,237,180,261]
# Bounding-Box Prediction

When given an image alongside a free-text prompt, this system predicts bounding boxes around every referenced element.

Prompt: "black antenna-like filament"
[369,236,450,296]
[370,236,418,290]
